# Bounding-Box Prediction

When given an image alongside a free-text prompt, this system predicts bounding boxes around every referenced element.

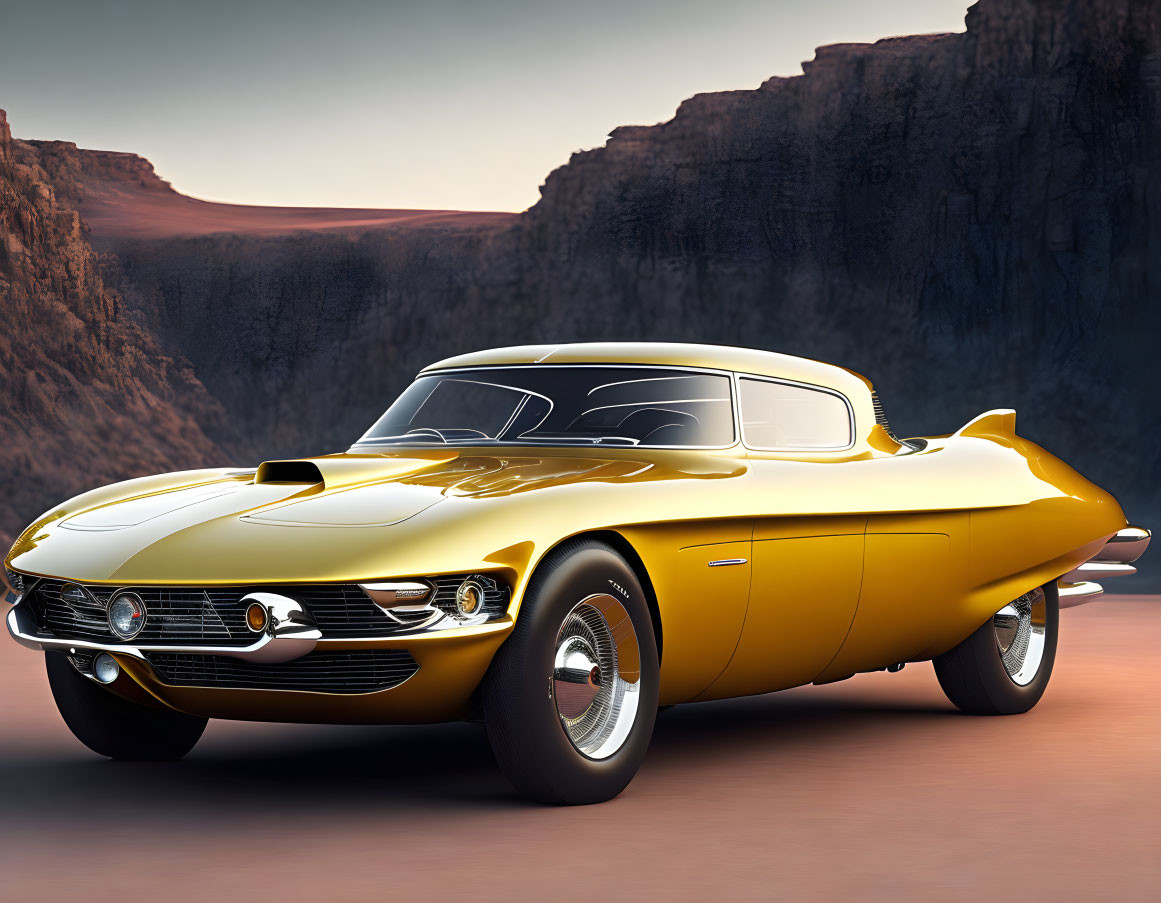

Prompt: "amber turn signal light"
[246,601,269,633]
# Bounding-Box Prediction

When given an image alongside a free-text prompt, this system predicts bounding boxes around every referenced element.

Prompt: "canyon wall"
[3,0,1158,584]
[0,110,225,544]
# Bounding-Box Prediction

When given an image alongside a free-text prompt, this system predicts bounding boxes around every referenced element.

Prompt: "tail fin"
[955,409,1017,440]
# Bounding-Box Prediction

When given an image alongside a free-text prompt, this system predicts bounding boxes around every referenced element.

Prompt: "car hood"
[8,449,745,584]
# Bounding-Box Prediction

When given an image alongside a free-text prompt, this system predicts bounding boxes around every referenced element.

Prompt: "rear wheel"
[934,582,1059,715]
[483,539,659,804]
[46,652,207,760]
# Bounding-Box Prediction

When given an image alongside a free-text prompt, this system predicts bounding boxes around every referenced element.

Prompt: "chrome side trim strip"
[707,558,748,567]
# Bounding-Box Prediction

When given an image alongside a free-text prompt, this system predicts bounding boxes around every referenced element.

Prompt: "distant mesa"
[22,137,518,242]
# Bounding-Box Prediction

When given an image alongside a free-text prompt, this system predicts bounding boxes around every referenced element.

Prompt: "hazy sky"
[0,0,973,211]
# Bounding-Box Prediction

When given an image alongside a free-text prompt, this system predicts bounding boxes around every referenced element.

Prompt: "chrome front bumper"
[6,593,509,662]
[5,595,326,663]
[6,592,514,724]
[1059,526,1151,608]
[4,575,516,723]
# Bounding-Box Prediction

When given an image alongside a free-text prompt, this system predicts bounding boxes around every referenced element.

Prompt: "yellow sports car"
[3,343,1150,803]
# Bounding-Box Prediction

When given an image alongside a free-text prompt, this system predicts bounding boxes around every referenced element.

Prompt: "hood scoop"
[255,461,324,485]
[252,452,460,492]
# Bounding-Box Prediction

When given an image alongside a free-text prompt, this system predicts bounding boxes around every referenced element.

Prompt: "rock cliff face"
[21,138,180,206]
[4,0,1159,584]
[0,110,224,546]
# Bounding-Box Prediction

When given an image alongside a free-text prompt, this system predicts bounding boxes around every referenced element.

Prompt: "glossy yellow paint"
[700,516,867,700]
[109,625,511,724]
[6,343,1128,721]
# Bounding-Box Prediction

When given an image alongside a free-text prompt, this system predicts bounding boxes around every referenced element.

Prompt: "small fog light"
[107,592,146,640]
[456,579,484,617]
[93,653,120,684]
[246,601,269,633]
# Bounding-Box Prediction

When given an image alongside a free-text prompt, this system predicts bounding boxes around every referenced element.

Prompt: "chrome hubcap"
[552,593,641,759]
[993,588,1047,686]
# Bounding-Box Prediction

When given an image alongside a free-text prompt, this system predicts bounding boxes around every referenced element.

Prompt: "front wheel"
[46,652,207,760]
[483,539,659,804]
[934,582,1059,715]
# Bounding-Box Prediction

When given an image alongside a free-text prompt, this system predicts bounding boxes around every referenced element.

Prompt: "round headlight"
[107,592,146,640]
[93,652,120,684]
[455,579,485,617]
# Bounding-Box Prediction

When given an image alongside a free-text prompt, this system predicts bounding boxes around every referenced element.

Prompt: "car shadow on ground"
[0,690,953,822]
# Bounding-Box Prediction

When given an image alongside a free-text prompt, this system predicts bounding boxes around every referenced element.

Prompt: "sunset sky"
[1,0,973,211]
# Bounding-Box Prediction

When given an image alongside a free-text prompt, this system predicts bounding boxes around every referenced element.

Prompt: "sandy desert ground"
[78,180,518,239]
[0,597,1157,901]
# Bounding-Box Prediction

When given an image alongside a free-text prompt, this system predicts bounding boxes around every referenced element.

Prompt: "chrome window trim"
[731,371,857,453]
[351,363,742,452]
[585,374,704,396]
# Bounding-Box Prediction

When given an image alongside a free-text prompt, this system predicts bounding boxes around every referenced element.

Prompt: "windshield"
[353,366,735,448]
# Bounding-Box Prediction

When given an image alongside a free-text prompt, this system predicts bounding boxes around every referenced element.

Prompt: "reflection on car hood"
[244,452,667,526]
[9,449,743,583]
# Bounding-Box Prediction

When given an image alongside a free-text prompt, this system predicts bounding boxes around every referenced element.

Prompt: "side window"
[739,378,852,450]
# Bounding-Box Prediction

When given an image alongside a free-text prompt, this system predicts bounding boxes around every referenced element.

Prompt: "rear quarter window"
[738,377,852,450]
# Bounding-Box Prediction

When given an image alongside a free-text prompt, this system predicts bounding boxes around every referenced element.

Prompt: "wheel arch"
[533,530,663,664]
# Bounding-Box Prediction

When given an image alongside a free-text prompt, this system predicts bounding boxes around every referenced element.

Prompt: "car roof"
[422,342,873,398]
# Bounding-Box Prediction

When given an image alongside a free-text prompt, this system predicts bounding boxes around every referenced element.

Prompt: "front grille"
[281,584,395,637]
[31,582,252,645]
[145,650,418,694]
[28,575,510,644]
[68,650,96,676]
[274,577,509,637]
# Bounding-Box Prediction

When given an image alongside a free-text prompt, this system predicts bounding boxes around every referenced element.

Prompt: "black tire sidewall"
[484,540,659,804]
[45,651,207,759]
[935,582,1059,715]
